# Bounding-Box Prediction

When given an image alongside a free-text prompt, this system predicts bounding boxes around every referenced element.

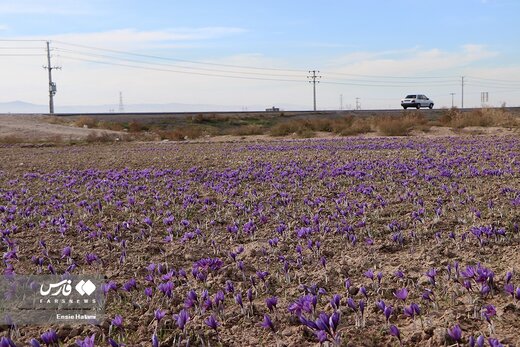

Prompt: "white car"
[401,94,434,109]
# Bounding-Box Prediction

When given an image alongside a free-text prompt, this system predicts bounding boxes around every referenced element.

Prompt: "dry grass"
[440,107,519,128]
[74,116,98,128]
[374,112,427,136]
[97,121,125,131]
[155,126,205,141]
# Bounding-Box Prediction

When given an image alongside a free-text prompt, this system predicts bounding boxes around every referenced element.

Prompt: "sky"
[1,0,520,111]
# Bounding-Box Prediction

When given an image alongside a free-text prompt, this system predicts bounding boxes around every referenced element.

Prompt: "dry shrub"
[156,126,204,141]
[296,128,316,138]
[191,114,205,123]
[230,125,265,136]
[375,112,427,136]
[331,116,372,136]
[43,116,69,125]
[443,108,519,128]
[97,121,125,131]
[338,119,372,136]
[270,121,301,136]
[74,116,98,128]
[128,121,147,133]
[306,118,334,132]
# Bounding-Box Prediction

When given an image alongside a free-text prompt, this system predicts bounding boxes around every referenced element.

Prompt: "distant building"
[265,106,280,112]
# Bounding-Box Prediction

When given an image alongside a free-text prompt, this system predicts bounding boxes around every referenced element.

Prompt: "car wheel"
[403,106,407,109]
[429,104,433,109]
[416,104,421,109]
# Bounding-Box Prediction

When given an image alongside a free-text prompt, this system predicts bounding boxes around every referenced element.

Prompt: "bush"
[128,121,148,133]
[97,121,125,131]
[375,113,427,136]
[440,107,518,128]
[75,116,98,128]
[270,121,301,136]
[338,119,372,136]
[155,126,205,141]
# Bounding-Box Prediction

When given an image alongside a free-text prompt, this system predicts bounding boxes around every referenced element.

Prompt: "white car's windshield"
[405,95,416,98]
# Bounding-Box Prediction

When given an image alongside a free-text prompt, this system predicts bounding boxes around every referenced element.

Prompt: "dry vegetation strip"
[32,107,520,144]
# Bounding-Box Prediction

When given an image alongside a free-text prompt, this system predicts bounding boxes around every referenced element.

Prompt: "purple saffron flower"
[205,315,219,331]
[394,287,408,302]
[476,335,485,347]
[376,299,386,312]
[394,270,405,279]
[76,334,95,347]
[364,269,374,280]
[30,339,41,347]
[175,309,190,331]
[403,305,415,318]
[235,292,243,308]
[389,325,401,342]
[61,246,71,259]
[315,330,328,343]
[347,297,357,311]
[447,324,462,342]
[488,338,503,347]
[111,315,123,328]
[260,314,276,332]
[426,268,437,286]
[266,296,278,312]
[152,333,159,347]
[40,330,58,346]
[154,309,166,322]
[330,294,341,310]
[108,338,121,347]
[384,306,393,322]
[144,287,153,298]
[483,304,496,323]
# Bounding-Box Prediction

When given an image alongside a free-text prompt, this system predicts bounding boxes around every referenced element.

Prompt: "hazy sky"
[1,0,520,110]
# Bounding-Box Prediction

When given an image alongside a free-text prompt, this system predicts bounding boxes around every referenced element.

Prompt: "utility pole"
[461,76,465,109]
[307,70,321,111]
[450,93,455,108]
[43,41,60,114]
[355,97,361,110]
[340,94,343,110]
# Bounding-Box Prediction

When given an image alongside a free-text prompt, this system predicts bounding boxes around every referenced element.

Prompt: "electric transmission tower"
[43,41,61,114]
[307,70,321,111]
[355,97,361,110]
[118,92,125,113]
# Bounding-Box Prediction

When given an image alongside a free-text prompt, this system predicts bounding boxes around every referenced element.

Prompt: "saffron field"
[0,136,519,346]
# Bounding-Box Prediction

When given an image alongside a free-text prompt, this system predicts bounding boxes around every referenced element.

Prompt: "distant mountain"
[0,101,49,113]
[0,101,308,114]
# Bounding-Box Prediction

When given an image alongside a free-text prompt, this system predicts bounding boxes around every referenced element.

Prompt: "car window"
[405,95,416,98]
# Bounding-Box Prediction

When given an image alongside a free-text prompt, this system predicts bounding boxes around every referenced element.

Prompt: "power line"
[53,47,303,78]
[58,54,306,83]
[53,40,307,73]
